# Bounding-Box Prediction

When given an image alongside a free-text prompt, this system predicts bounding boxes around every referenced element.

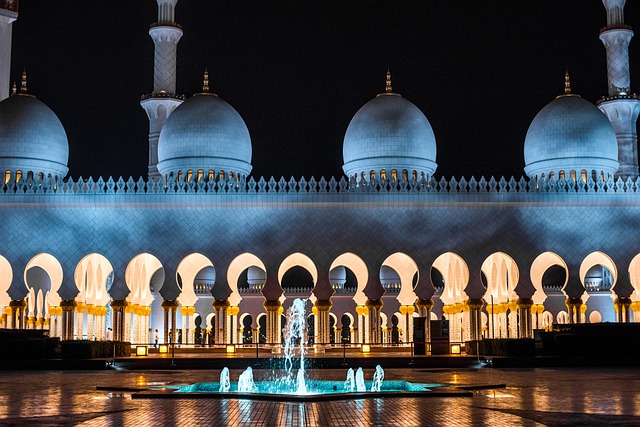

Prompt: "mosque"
[0,0,639,352]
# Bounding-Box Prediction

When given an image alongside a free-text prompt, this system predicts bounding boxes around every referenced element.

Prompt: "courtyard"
[0,367,639,426]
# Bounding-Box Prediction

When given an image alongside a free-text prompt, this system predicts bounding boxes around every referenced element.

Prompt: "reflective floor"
[0,367,639,426]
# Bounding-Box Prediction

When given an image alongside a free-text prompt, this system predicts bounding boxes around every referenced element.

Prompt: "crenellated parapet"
[2,174,640,197]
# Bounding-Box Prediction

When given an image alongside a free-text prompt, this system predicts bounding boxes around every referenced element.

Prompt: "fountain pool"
[130,299,473,401]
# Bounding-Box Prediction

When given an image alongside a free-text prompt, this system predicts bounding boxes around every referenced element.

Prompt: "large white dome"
[157,93,252,179]
[0,94,69,180]
[342,89,437,181]
[524,94,618,180]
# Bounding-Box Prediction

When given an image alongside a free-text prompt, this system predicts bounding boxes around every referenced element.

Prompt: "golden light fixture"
[450,344,461,354]
[361,344,371,354]
[226,344,236,354]
[158,344,168,354]
[136,346,149,356]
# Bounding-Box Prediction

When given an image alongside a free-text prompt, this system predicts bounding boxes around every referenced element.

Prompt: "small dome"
[343,76,437,180]
[524,94,618,180]
[157,93,252,178]
[0,94,69,179]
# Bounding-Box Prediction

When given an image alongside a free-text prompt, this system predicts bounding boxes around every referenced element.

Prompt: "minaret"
[140,0,184,181]
[597,0,640,179]
[0,1,18,101]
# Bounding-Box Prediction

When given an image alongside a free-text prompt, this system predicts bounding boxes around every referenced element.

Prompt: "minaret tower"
[140,0,184,181]
[0,1,18,101]
[597,0,640,179]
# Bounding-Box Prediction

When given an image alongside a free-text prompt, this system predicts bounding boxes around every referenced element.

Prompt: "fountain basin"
[132,380,473,401]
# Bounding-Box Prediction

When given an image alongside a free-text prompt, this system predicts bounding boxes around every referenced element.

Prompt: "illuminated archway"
[74,253,113,307]
[26,253,63,304]
[432,252,469,306]
[0,255,12,309]
[330,252,368,307]
[530,251,568,304]
[176,252,214,307]
[381,252,419,306]
[227,253,266,306]
[579,251,617,302]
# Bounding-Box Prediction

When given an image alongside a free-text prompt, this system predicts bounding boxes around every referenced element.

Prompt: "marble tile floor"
[0,367,639,426]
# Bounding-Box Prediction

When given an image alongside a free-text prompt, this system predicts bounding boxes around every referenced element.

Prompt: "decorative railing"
[597,93,639,104]
[0,0,18,12]
[140,92,186,101]
[2,174,640,196]
[150,22,182,30]
[194,283,213,295]
[600,24,633,33]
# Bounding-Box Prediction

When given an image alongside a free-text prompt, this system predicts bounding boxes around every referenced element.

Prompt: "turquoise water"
[174,380,445,395]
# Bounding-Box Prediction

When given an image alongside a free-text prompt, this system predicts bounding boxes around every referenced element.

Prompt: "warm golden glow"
[361,344,371,354]
[450,344,461,354]
[136,346,149,356]
[158,344,168,354]
[226,344,236,353]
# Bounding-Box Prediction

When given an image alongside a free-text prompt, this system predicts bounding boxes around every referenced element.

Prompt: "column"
[212,300,230,344]
[516,298,534,339]
[355,305,366,344]
[466,299,484,342]
[399,305,415,344]
[161,300,179,343]
[614,297,632,322]
[335,327,342,344]
[565,298,583,324]
[60,300,77,341]
[630,301,640,322]
[314,299,332,346]
[263,300,281,347]
[365,299,383,344]
[415,298,434,351]
[111,301,126,342]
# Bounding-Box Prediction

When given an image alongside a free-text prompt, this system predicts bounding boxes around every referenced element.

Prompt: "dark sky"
[9,0,640,181]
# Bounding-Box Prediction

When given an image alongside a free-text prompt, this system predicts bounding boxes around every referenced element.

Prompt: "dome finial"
[385,69,392,93]
[202,68,209,93]
[20,69,27,94]
[564,69,571,95]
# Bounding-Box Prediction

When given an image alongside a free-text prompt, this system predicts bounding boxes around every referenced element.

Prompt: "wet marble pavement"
[0,368,639,426]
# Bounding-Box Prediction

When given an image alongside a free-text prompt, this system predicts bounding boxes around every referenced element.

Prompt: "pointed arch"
[530,251,568,305]
[432,252,469,305]
[125,253,163,306]
[26,253,63,308]
[381,252,419,305]
[278,252,318,287]
[227,253,266,306]
[74,253,113,306]
[330,252,369,306]
[176,252,214,306]
[0,255,13,307]
[481,252,519,303]
[579,251,617,297]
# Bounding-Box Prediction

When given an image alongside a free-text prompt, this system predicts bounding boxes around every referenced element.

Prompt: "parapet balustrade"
[1,173,639,196]
[194,283,214,295]
[0,0,17,12]
[149,21,182,29]
[140,92,186,101]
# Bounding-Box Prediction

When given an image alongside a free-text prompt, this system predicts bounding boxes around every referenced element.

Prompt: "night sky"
[9,0,640,181]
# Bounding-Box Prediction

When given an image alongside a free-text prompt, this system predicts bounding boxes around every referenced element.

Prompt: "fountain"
[344,368,355,392]
[238,367,257,392]
[371,365,384,392]
[281,298,308,394]
[219,367,230,393]
[355,367,366,392]
[140,299,457,400]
